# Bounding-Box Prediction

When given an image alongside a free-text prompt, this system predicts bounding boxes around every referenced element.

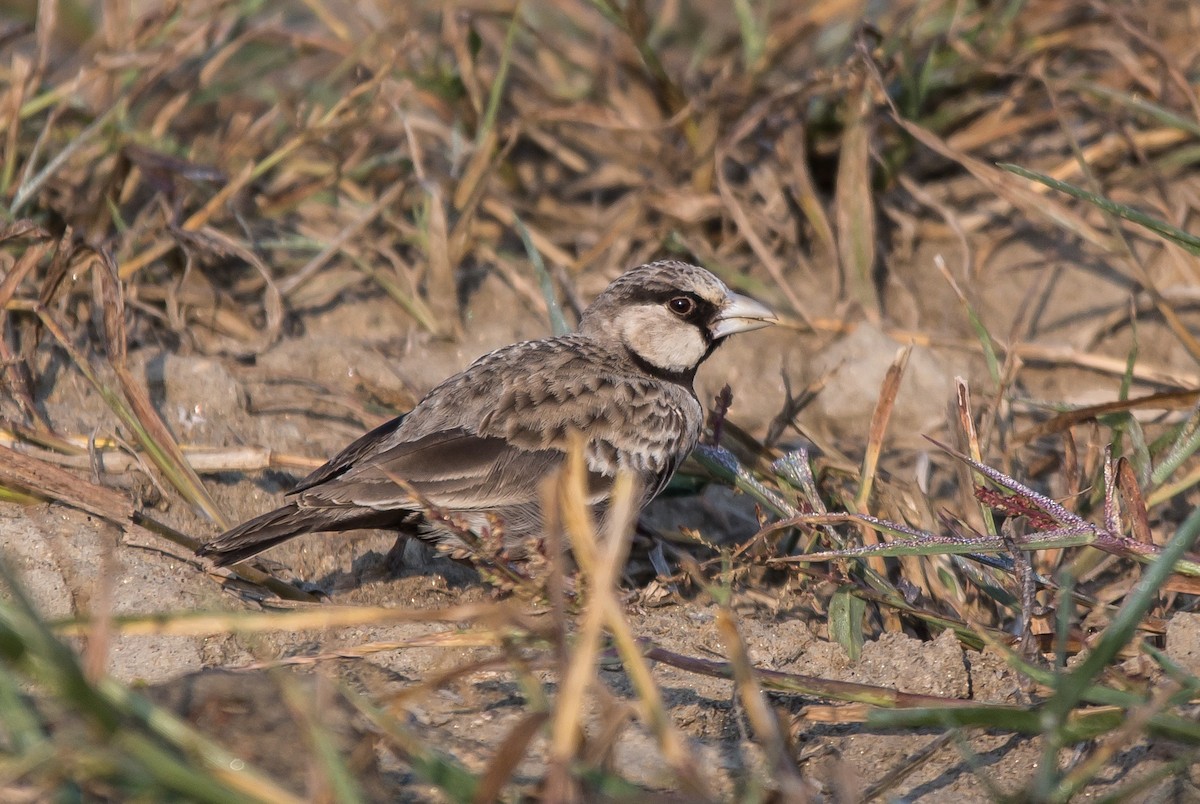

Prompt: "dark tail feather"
[197,503,332,567]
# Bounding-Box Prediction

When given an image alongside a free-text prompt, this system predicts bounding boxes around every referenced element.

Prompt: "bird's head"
[579,260,777,379]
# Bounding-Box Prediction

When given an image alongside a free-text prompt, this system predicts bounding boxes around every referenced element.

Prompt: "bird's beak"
[711,292,777,339]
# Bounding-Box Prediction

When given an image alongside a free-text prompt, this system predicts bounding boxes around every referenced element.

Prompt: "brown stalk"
[715,608,810,801]
[0,225,52,428]
[479,194,575,268]
[852,346,911,607]
[550,437,711,799]
[52,600,527,638]
[546,440,632,799]
[643,644,999,709]
[953,378,998,539]
[0,440,313,603]
[0,322,45,431]
[716,102,809,319]
[81,529,119,684]
[779,121,836,260]
[94,250,228,527]
[0,222,50,306]
[834,68,879,321]
[243,640,512,673]
[277,179,407,297]
[423,183,462,337]
[0,54,31,194]
[1014,389,1200,443]
[0,437,323,476]
[474,712,550,804]
[0,441,135,523]
[1115,458,1153,546]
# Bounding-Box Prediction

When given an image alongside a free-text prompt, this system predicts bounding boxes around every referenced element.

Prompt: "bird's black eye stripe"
[670,293,717,325]
[620,287,716,323]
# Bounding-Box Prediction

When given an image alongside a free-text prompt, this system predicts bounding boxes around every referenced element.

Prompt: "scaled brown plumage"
[197,260,776,567]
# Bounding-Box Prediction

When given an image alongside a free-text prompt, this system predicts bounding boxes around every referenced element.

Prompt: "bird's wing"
[291,427,607,513]
[288,415,407,494]
[287,337,700,515]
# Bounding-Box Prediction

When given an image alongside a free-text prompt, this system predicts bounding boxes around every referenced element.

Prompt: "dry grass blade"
[834,68,879,320]
[1011,342,1199,388]
[93,250,227,527]
[278,180,407,297]
[0,439,314,602]
[553,436,712,799]
[0,438,323,476]
[52,601,528,638]
[0,223,53,428]
[422,183,462,336]
[855,344,910,514]
[239,640,515,672]
[954,378,998,537]
[0,222,51,307]
[0,55,32,196]
[853,345,911,604]
[779,121,836,259]
[474,712,550,804]
[0,442,134,523]
[643,644,998,709]
[715,608,810,800]
[546,447,620,796]
[0,333,44,430]
[1014,389,1200,443]
[1116,457,1153,546]
[877,90,1116,251]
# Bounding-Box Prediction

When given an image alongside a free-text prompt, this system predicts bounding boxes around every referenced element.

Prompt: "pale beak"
[710,292,777,339]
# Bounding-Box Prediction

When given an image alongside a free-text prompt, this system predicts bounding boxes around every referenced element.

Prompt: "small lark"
[198,260,776,567]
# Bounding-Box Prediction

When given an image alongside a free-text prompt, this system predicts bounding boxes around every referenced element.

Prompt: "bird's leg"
[384,533,411,574]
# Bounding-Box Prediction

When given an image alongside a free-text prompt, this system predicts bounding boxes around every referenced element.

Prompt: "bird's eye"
[668,296,695,316]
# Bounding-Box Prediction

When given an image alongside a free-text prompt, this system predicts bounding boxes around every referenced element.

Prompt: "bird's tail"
[197,504,334,567]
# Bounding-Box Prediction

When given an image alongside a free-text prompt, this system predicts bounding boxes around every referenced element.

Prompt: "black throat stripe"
[623,345,700,387]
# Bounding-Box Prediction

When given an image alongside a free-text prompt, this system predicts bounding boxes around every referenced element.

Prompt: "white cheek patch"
[616,306,708,372]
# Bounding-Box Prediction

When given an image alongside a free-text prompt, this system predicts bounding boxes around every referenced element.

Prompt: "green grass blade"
[1000,163,1200,255]
[515,215,570,336]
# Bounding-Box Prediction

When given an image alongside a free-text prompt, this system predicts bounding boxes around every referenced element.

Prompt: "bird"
[197,260,777,568]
